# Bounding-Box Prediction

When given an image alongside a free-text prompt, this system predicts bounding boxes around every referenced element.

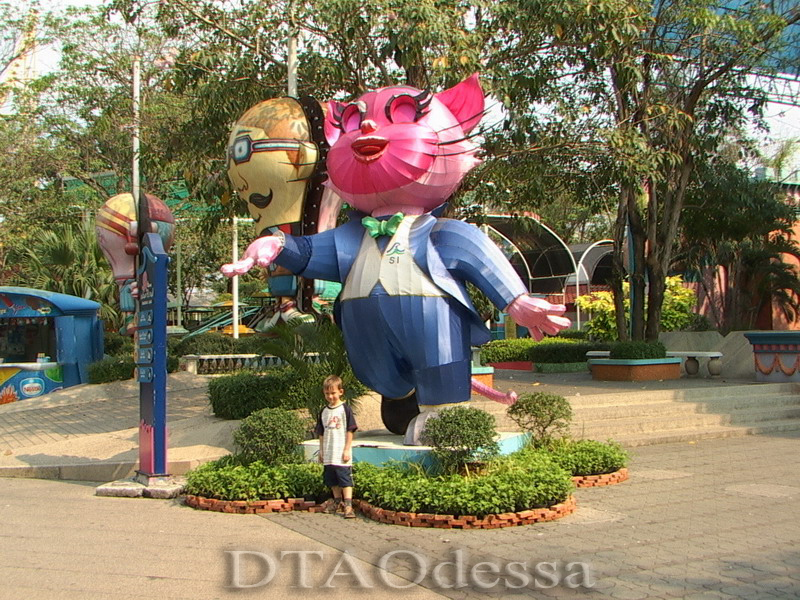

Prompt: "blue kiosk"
[0,287,104,403]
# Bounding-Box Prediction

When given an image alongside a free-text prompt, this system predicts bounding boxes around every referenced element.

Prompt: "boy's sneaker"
[323,500,340,514]
[342,505,356,519]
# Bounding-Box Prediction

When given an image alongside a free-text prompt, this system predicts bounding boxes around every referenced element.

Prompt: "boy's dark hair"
[323,374,344,391]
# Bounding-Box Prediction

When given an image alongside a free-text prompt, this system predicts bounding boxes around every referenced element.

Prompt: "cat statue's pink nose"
[360,119,378,134]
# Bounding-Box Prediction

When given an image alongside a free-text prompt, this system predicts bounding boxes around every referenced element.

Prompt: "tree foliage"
[0,0,798,339]
[678,156,800,332]
[576,276,698,341]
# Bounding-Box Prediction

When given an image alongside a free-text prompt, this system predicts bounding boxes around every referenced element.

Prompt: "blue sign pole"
[136,232,170,476]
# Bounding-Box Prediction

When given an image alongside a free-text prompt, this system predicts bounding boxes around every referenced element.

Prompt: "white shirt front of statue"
[341,215,446,301]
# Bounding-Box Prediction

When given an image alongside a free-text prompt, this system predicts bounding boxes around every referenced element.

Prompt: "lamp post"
[132,56,141,205]
[131,46,177,483]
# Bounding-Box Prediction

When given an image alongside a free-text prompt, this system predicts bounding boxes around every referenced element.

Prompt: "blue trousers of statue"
[338,294,472,406]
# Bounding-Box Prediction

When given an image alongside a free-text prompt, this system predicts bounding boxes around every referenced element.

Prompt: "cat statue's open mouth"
[351,136,388,163]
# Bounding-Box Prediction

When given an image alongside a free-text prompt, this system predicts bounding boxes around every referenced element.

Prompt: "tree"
[677,156,800,332]
[492,0,800,340]
[576,275,698,340]
[22,217,123,329]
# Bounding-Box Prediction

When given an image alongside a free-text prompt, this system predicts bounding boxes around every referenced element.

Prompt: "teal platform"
[301,430,528,467]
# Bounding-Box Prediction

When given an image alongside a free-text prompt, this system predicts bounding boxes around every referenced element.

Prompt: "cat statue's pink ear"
[434,73,484,134]
[324,100,346,146]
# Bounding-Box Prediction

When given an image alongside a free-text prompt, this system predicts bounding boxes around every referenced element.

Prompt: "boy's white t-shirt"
[314,402,358,466]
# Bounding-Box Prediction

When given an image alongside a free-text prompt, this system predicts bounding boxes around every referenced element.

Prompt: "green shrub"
[103,331,135,357]
[609,340,667,359]
[687,313,712,332]
[528,341,610,364]
[208,368,300,419]
[88,356,135,383]
[422,406,499,474]
[353,454,572,517]
[255,318,368,420]
[173,332,236,356]
[232,335,276,355]
[556,329,588,340]
[184,459,325,501]
[545,439,628,476]
[233,407,309,465]
[507,392,573,447]
[575,276,697,340]
[283,361,367,421]
[480,338,538,363]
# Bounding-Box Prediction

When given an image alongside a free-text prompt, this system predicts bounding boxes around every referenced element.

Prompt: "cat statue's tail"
[470,377,518,406]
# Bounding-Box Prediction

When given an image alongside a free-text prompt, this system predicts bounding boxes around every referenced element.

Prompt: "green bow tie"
[362,213,405,238]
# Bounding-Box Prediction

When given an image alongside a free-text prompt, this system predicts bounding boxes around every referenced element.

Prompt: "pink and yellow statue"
[226,96,342,324]
[96,193,175,314]
[222,75,570,443]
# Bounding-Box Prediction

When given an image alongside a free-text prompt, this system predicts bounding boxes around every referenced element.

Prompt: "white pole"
[232,216,240,338]
[287,0,298,97]
[575,265,581,331]
[176,240,182,329]
[132,56,141,206]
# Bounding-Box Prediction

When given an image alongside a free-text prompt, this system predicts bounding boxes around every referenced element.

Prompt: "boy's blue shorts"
[323,465,353,488]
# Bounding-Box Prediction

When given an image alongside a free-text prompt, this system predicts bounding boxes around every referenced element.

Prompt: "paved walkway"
[1,370,799,598]
[2,433,798,598]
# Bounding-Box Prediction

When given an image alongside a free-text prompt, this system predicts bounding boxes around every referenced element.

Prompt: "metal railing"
[180,353,321,375]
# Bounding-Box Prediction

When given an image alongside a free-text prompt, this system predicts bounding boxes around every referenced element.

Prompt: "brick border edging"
[572,467,628,488]
[352,495,576,529]
[184,495,323,514]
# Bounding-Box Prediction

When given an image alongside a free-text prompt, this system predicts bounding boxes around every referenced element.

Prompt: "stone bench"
[585,350,722,377]
[666,351,722,377]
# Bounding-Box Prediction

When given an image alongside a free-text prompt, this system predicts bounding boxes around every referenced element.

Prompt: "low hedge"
[172,332,237,356]
[481,337,585,363]
[480,338,539,363]
[528,341,611,364]
[353,453,573,517]
[88,356,135,383]
[609,341,667,360]
[88,355,180,384]
[233,408,309,465]
[556,329,588,340]
[184,458,326,502]
[208,368,303,419]
[531,441,628,476]
[103,331,135,357]
[208,365,367,420]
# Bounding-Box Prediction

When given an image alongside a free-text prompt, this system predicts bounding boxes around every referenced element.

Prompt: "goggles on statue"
[229,135,309,165]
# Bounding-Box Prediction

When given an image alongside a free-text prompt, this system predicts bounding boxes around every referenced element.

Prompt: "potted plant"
[590,341,681,381]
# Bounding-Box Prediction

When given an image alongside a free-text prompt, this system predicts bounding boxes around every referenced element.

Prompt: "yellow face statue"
[226,97,319,234]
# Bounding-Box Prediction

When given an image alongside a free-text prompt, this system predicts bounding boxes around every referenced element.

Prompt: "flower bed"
[488,361,533,371]
[572,467,628,488]
[184,495,322,514]
[354,496,576,529]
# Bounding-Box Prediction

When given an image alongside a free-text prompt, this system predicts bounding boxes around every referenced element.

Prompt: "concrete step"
[593,418,800,447]
[570,393,800,421]
[565,382,798,409]
[474,381,800,445]
[571,405,800,437]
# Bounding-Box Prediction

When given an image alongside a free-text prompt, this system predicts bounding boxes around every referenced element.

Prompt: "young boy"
[314,375,358,518]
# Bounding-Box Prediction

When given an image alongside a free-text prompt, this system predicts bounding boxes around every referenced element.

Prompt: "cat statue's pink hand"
[507,295,571,341]
[220,236,283,277]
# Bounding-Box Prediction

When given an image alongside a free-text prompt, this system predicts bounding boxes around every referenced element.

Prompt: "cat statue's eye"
[386,94,418,123]
[385,91,432,124]
[339,102,365,132]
